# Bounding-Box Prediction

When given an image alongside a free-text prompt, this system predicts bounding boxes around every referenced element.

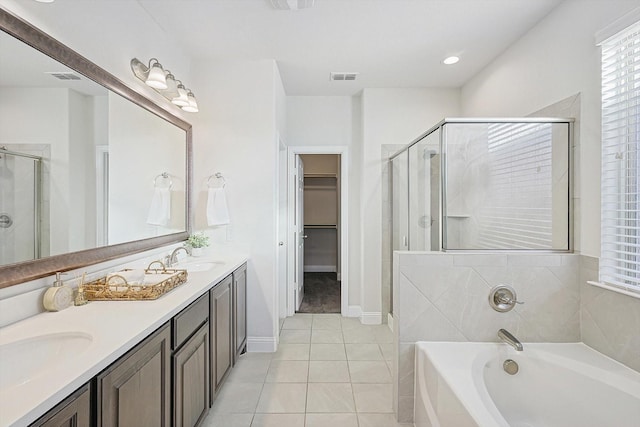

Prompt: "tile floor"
[201,313,411,427]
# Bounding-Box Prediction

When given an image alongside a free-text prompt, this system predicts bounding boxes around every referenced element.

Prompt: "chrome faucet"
[168,246,191,267]
[498,329,523,351]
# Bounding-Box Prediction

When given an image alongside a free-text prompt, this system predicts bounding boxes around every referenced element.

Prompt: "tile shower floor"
[201,313,411,427]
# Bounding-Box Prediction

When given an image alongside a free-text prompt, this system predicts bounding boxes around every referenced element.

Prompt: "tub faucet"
[498,329,523,351]
[168,246,191,267]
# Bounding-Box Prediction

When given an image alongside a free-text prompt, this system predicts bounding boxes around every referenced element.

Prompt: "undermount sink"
[177,260,225,273]
[0,332,93,390]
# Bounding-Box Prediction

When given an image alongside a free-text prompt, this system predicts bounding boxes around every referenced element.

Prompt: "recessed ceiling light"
[34,0,55,3]
[443,56,460,65]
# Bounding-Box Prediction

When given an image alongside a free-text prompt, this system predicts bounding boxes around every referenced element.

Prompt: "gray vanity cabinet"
[27,263,249,427]
[172,293,210,427]
[31,383,90,427]
[96,323,172,427]
[210,275,233,401]
[233,264,247,363]
[173,322,210,427]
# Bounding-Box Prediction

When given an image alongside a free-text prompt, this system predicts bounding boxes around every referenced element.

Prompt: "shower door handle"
[0,214,13,228]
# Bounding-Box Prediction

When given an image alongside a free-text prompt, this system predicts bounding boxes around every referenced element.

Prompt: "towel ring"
[154,172,173,189]
[207,172,226,188]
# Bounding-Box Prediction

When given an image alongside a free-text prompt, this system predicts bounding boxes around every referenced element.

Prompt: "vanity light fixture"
[130,58,199,113]
[443,56,460,65]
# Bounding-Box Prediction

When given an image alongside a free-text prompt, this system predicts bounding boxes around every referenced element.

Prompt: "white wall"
[191,59,281,351]
[275,63,288,328]
[288,97,353,147]
[360,88,460,322]
[460,0,640,257]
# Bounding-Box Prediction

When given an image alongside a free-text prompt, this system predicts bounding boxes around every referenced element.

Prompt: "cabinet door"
[174,322,210,427]
[233,263,247,363]
[210,275,232,402]
[31,383,90,427]
[97,323,171,427]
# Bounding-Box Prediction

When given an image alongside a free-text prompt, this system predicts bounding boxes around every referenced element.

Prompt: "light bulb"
[145,61,167,89]
[182,91,199,113]
[172,83,189,107]
[164,73,178,98]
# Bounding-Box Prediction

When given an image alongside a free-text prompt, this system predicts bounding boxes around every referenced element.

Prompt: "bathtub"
[414,341,640,427]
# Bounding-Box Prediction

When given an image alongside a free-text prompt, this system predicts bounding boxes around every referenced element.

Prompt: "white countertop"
[0,253,248,427]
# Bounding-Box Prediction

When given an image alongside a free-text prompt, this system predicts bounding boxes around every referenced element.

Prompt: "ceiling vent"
[269,0,314,10]
[46,72,81,81]
[330,72,358,81]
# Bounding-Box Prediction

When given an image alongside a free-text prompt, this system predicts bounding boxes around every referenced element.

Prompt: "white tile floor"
[201,314,411,427]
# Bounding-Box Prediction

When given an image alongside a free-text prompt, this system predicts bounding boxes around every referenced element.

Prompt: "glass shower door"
[408,130,440,251]
[392,151,409,252]
[0,148,41,265]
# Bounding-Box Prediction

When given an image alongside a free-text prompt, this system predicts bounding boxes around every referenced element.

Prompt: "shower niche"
[391,118,573,252]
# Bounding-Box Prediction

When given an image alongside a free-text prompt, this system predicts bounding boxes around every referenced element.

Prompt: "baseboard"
[347,305,362,318]
[247,336,277,352]
[387,313,394,332]
[337,273,341,281]
[360,311,382,325]
[304,265,337,272]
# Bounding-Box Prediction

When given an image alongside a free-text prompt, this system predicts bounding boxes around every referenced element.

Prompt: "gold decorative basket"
[84,261,188,301]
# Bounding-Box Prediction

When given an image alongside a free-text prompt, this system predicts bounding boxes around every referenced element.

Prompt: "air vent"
[46,72,81,81]
[330,72,358,81]
[269,0,314,10]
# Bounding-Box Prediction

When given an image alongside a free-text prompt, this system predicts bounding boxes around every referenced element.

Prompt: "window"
[600,20,640,295]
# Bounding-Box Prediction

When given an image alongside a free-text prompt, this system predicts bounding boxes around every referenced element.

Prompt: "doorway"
[298,154,340,313]
[286,146,349,317]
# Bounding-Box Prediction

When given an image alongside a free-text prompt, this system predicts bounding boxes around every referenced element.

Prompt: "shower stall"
[0,146,43,265]
[390,118,573,254]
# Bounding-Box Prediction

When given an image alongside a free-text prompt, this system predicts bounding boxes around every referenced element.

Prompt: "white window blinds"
[477,123,554,249]
[600,20,640,293]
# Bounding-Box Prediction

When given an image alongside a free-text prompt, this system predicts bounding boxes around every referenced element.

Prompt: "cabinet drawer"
[173,293,209,350]
[30,383,90,427]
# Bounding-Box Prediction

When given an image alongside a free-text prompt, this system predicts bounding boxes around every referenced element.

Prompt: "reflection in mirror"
[0,8,191,287]
[0,29,187,267]
[108,93,186,245]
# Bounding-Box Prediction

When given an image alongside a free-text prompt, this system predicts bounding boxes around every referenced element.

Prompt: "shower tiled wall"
[580,256,640,372]
[392,252,580,422]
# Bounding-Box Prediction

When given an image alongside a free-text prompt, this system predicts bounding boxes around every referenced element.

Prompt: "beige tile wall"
[580,255,640,372]
[392,252,580,423]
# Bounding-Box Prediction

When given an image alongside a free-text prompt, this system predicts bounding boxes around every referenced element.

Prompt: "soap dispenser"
[43,272,73,312]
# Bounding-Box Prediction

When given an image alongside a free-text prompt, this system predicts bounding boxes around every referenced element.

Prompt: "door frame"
[287,146,349,317]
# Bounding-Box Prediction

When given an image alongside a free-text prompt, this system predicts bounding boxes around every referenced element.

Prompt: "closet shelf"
[304,224,338,229]
[304,173,337,178]
[304,185,336,190]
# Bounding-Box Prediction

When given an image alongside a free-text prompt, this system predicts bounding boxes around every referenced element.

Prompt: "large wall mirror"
[0,9,192,288]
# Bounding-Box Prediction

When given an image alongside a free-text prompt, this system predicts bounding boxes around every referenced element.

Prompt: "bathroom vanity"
[0,256,248,427]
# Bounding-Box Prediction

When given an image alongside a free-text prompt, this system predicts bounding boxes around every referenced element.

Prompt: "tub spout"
[498,329,523,351]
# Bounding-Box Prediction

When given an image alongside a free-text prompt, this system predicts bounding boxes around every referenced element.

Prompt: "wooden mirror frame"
[0,8,193,288]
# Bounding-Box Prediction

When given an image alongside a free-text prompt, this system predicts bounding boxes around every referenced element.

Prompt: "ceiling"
[4,0,565,96]
[136,0,564,95]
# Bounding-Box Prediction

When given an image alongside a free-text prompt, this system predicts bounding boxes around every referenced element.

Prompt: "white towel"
[207,187,230,226]
[147,187,171,226]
